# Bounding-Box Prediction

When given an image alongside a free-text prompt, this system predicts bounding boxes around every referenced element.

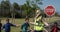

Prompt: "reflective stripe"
[34,26,44,30]
[34,23,44,30]
[36,16,42,21]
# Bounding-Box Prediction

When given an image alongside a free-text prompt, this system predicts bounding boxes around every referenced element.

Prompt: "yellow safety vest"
[34,16,44,31]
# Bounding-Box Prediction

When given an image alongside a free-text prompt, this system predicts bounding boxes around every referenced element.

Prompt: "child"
[21,18,30,32]
[51,22,60,32]
[0,19,2,32]
[2,19,16,32]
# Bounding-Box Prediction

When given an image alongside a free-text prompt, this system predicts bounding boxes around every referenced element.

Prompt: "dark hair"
[6,18,9,23]
[54,22,57,25]
[25,18,29,21]
[6,18,9,21]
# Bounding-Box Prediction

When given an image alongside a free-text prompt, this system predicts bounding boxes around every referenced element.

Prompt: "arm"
[29,22,38,25]
[30,16,39,25]
[21,24,24,29]
[10,23,16,27]
[44,28,48,32]
[57,27,60,30]
[42,18,49,26]
[2,25,5,30]
[35,13,40,18]
[16,24,21,27]
[29,22,35,25]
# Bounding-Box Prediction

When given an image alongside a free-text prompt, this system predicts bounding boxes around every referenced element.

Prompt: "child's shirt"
[21,22,30,32]
[51,25,60,32]
[3,23,16,31]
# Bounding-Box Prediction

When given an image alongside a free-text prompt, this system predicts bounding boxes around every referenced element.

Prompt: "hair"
[6,18,9,21]
[6,18,9,23]
[25,18,29,21]
[54,22,57,25]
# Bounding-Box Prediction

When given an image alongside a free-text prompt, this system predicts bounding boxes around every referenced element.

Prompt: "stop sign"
[44,5,55,16]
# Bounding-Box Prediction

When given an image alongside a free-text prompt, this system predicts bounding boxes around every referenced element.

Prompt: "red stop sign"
[44,5,55,16]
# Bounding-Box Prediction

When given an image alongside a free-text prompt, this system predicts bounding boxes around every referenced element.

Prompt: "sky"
[0,0,60,14]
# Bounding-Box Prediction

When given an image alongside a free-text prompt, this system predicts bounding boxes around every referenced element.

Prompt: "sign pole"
[49,16,50,32]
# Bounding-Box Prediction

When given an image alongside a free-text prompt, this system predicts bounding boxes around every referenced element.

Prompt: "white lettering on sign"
[45,9,54,12]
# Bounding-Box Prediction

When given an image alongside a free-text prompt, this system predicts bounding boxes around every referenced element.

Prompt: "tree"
[55,12,59,16]
[0,4,1,17]
[25,0,43,17]
[1,0,11,17]
[12,2,20,18]
[28,0,43,9]
[19,0,43,17]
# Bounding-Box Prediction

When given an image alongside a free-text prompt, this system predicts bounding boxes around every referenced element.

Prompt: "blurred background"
[0,0,60,32]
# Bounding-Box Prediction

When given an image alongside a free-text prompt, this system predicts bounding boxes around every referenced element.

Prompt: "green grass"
[1,17,60,32]
[1,18,33,32]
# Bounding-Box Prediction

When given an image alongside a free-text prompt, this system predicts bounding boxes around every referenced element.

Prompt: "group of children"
[0,18,31,32]
[0,18,60,32]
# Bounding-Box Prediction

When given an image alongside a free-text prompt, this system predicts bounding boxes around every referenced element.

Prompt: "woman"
[30,9,49,32]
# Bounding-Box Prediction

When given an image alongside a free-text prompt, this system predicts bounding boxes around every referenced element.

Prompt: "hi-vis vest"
[34,16,44,31]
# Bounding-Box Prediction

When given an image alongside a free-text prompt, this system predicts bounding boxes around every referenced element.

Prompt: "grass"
[1,17,60,32]
[1,18,33,32]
